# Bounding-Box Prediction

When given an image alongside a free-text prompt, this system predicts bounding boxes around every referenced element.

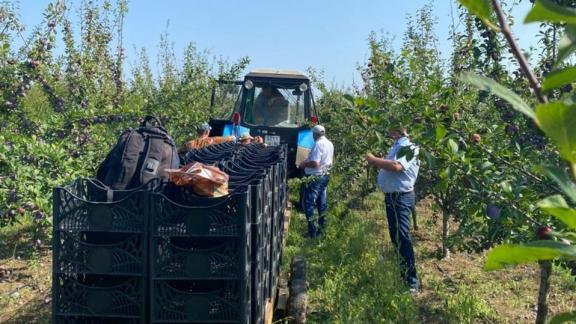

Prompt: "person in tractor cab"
[178,122,235,153]
[365,124,420,294]
[238,133,253,145]
[253,86,289,126]
[298,125,334,238]
[239,133,265,146]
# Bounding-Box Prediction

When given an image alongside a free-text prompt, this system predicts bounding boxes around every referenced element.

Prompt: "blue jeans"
[385,191,418,288]
[303,175,330,237]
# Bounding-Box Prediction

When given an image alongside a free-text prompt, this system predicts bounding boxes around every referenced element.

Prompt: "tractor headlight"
[299,83,308,92]
[244,80,254,90]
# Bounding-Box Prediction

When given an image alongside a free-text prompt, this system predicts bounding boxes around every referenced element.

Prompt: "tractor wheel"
[288,256,307,324]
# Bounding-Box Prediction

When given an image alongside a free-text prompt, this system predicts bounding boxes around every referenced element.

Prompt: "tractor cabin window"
[245,85,306,127]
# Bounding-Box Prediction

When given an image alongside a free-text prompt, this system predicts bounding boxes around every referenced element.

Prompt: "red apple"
[471,133,481,142]
[536,226,553,240]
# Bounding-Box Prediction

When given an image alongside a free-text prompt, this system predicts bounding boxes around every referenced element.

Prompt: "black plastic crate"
[53,178,161,233]
[150,190,251,237]
[152,235,251,280]
[53,315,144,324]
[151,279,251,323]
[54,231,145,276]
[251,280,266,324]
[53,274,145,319]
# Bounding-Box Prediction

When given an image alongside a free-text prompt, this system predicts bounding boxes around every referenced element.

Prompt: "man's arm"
[299,160,319,169]
[365,153,403,172]
[299,144,321,169]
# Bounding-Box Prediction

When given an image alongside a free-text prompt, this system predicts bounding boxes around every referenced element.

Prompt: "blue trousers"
[385,191,418,288]
[303,175,330,237]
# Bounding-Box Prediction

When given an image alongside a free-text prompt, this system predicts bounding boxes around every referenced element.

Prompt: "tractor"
[209,69,319,178]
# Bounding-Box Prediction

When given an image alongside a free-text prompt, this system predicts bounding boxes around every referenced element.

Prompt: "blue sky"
[14,0,540,88]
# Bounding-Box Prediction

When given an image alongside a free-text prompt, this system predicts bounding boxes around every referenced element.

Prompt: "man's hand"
[365,153,377,165]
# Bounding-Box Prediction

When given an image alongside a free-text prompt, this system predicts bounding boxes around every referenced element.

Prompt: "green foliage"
[459,72,535,119]
[538,195,576,229]
[549,311,576,324]
[535,102,576,169]
[541,67,576,92]
[457,0,499,31]
[557,25,576,64]
[484,241,576,270]
[525,0,576,25]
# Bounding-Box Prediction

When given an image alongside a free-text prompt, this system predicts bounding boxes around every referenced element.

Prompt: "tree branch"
[490,0,548,104]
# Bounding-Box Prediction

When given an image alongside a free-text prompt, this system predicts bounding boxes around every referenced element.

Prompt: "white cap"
[312,125,325,134]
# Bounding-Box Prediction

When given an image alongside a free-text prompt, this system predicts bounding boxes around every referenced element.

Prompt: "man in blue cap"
[298,125,334,238]
[366,124,420,294]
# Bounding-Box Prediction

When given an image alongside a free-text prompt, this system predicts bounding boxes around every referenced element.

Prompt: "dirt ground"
[412,199,576,323]
[0,226,51,324]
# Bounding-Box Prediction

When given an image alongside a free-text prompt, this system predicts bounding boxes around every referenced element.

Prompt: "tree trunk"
[441,206,450,259]
[536,260,552,324]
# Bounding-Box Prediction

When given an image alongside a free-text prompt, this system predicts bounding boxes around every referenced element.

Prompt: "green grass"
[282,185,417,323]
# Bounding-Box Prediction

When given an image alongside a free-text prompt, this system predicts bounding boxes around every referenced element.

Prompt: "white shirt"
[304,136,334,176]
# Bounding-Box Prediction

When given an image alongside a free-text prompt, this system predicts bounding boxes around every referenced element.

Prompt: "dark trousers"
[385,191,418,288]
[303,175,330,237]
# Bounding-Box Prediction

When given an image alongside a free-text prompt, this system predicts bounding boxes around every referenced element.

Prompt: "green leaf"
[525,0,576,24]
[535,102,576,164]
[538,195,576,229]
[538,165,576,204]
[542,67,576,93]
[484,241,576,270]
[459,72,535,119]
[500,180,512,193]
[549,311,576,324]
[558,25,576,64]
[435,124,447,142]
[457,0,499,30]
[447,138,459,155]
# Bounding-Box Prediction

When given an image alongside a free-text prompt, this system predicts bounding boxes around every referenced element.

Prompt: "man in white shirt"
[298,125,334,238]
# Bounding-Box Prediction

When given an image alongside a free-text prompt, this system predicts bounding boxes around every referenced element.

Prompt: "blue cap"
[196,122,212,133]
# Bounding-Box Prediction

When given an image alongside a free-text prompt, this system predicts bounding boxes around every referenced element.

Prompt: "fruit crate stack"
[149,188,253,323]
[52,142,288,324]
[183,143,287,322]
[52,178,162,323]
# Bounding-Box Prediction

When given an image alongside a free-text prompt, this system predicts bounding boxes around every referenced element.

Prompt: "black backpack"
[96,116,179,190]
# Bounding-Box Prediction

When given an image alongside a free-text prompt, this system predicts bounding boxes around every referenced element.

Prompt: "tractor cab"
[209,69,318,178]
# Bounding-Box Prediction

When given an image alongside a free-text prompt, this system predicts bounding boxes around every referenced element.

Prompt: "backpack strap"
[139,132,170,185]
[115,129,144,190]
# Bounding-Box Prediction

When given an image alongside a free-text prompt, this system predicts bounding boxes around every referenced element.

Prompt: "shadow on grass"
[415,292,458,324]
[0,221,50,261]
[3,297,51,324]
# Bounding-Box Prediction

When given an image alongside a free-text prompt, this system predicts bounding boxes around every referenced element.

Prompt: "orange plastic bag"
[166,162,229,197]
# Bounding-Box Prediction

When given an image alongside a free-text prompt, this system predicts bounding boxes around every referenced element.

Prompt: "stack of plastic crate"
[149,180,253,323]
[52,178,161,323]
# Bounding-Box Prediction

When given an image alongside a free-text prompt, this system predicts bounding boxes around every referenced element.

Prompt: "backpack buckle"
[143,158,160,175]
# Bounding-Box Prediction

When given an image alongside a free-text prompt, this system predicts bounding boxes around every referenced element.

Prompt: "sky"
[13,0,541,88]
